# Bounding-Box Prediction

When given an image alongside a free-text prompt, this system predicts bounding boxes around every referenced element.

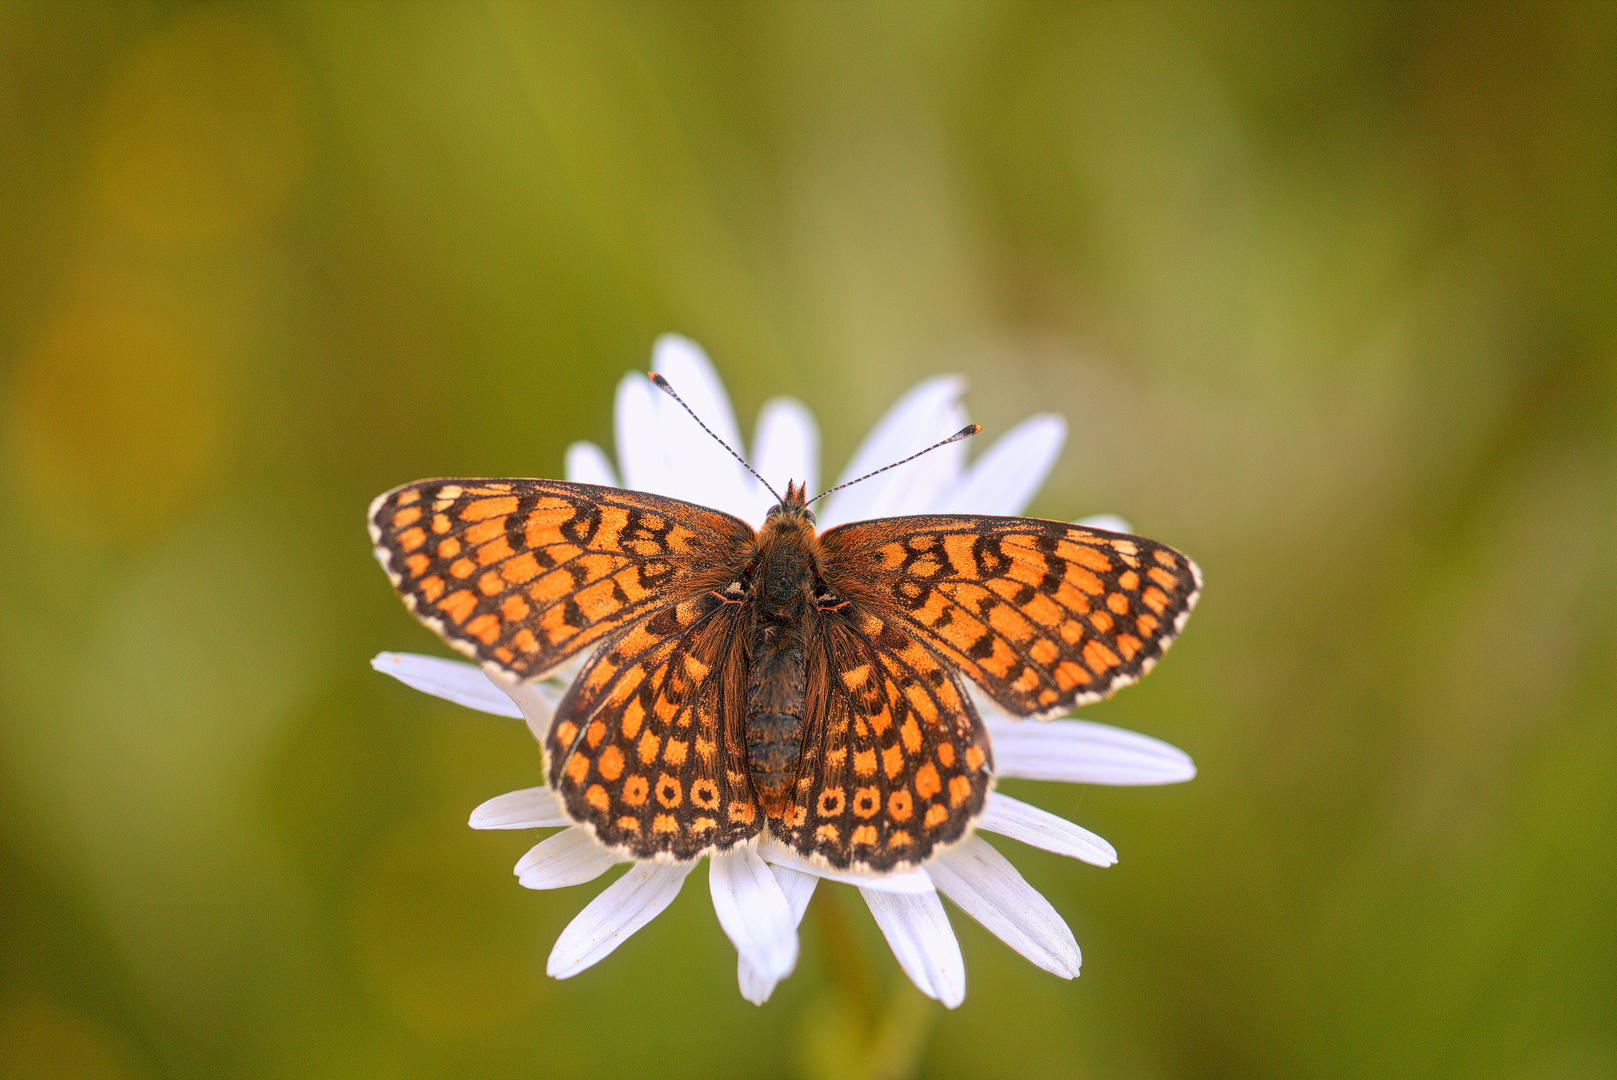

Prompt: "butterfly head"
[764,480,816,526]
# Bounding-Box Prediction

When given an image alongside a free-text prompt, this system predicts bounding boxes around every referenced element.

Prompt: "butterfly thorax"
[744,483,823,815]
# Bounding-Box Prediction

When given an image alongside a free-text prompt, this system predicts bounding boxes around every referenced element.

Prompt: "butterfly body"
[371,475,1199,871]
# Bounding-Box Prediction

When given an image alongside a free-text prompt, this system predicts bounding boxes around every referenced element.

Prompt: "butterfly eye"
[803,508,816,525]
[765,504,781,519]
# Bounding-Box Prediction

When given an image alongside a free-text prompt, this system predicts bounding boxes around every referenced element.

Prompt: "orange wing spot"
[1089,610,1114,634]
[437,536,461,558]
[942,532,978,576]
[622,775,649,807]
[1107,591,1131,615]
[655,774,683,808]
[909,557,942,577]
[460,496,518,522]
[1012,667,1041,693]
[907,535,935,552]
[1029,637,1060,665]
[396,527,426,552]
[878,543,908,570]
[691,779,719,810]
[449,558,476,579]
[638,730,659,764]
[694,734,716,761]
[852,787,880,819]
[783,805,808,828]
[465,613,501,645]
[585,784,610,811]
[437,589,477,624]
[564,753,590,785]
[1055,660,1090,690]
[476,537,514,566]
[866,705,893,737]
[852,749,877,777]
[1136,612,1160,636]
[554,720,578,747]
[493,647,513,662]
[616,815,641,833]
[586,720,607,749]
[1038,688,1059,706]
[434,483,464,501]
[988,602,1035,643]
[462,518,503,546]
[1118,570,1140,591]
[511,627,538,654]
[948,775,972,807]
[964,746,986,771]
[898,718,922,755]
[1148,566,1179,591]
[887,830,913,849]
[914,762,942,799]
[1116,633,1142,660]
[1059,542,1113,573]
[501,595,531,623]
[663,738,689,766]
[621,698,646,740]
[887,789,914,822]
[841,664,871,690]
[817,787,846,816]
[1053,582,1092,615]
[923,804,949,828]
[826,747,847,771]
[882,744,904,780]
[391,506,422,528]
[1066,564,1105,596]
[1022,592,1065,628]
[598,745,625,781]
[653,814,679,834]
[935,743,956,768]
[682,653,710,682]
[395,489,421,506]
[728,801,755,824]
[851,825,877,846]
[1153,549,1178,568]
[1084,639,1121,672]
[815,824,840,842]
[405,553,429,575]
[478,571,503,597]
[431,513,452,534]
[1142,587,1169,615]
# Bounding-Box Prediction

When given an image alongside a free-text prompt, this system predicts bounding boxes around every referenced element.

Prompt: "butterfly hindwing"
[819,515,1201,719]
[546,596,762,860]
[778,607,992,872]
[369,478,754,681]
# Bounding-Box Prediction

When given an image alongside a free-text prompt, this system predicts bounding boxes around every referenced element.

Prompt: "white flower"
[373,335,1195,1007]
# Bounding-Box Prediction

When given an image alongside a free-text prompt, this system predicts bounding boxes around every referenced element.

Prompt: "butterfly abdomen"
[744,513,818,814]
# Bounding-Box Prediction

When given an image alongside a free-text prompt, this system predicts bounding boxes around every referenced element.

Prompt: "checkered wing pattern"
[776,608,992,872]
[819,515,1201,720]
[368,479,754,681]
[545,597,761,859]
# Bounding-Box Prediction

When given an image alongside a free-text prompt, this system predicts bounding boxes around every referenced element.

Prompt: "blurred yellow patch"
[90,8,310,240]
[8,303,223,540]
[0,999,144,1080]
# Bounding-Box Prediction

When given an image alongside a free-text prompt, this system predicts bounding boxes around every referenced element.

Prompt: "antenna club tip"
[962,423,982,436]
[648,371,671,389]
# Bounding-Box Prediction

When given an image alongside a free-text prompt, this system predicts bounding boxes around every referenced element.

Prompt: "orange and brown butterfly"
[369,375,1200,873]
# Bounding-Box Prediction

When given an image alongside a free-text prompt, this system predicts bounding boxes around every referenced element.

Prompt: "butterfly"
[369,378,1200,872]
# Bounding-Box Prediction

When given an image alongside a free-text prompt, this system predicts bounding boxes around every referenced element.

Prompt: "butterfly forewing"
[545,597,762,859]
[369,479,754,681]
[781,609,992,872]
[820,515,1201,719]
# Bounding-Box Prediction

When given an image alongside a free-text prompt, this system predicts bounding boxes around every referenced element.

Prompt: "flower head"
[373,335,1194,1007]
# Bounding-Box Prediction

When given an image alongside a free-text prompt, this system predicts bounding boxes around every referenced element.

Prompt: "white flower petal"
[985,713,1197,785]
[861,887,966,1008]
[938,414,1067,516]
[756,837,936,894]
[978,792,1117,867]
[710,846,800,984]
[649,334,758,517]
[928,836,1081,978]
[546,861,693,978]
[469,787,570,829]
[1075,513,1132,534]
[615,370,675,498]
[564,441,619,487]
[502,678,565,743]
[516,827,627,890]
[738,865,818,1005]
[820,375,968,528]
[371,652,522,718]
[748,396,820,525]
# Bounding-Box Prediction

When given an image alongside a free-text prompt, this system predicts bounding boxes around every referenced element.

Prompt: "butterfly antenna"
[808,424,981,506]
[647,372,784,503]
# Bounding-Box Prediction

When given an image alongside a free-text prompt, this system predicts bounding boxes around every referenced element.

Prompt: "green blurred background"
[2,3,1613,1078]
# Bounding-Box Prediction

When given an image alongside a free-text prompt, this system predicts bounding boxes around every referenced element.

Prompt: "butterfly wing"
[819,515,1200,719]
[546,595,761,859]
[776,606,992,872]
[369,479,755,681]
